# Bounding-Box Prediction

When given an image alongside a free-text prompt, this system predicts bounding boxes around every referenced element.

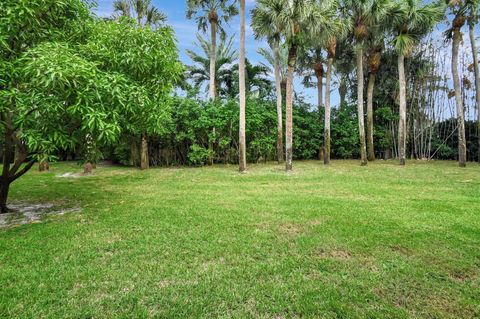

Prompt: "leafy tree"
[186,0,238,100]
[82,20,183,169]
[0,0,92,212]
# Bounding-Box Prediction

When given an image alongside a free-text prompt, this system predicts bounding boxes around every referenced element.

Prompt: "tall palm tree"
[239,0,246,172]
[113,0,166,27]
[262,0,324,171]
[252,0,286,163]
[365,31,384,162]
[343,0,390,166]
[320,5,349,165]
[467,0,480,162]
[187,0,238,100]
[446,0,469,167]
[390,0,444,165]
[297,49,326,160]
[186,34,238,98]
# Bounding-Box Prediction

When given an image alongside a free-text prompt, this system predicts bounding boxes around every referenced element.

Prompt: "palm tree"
[239,0,246,172]
[343,0,390,166]
[390,0,444,165]
[297,49,326,160]
[113,0,166,27]
[320,6,349,165]
[446,0,469,167]
[365,31,385,161]
[252,0,286,163]
[259,0,324,171]
[187,0,238,100]
[467,0,480,162]
[186,34,238,98]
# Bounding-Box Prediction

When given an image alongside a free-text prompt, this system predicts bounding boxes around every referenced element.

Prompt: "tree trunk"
[324,57,333,165]
[367,73,376,161]
[453,27,467,167]
[209,15,218,100]
[469,23,480,162]
[398,54,407,166]
[0,181,10,214]
[285,45,297,172]
[140,133,149,170]
[130,139,138,167]
[339,76,347,109]
[273,39,284,164]
[356,47,367,166]
[316,72,324,161]
[238,0,247,172]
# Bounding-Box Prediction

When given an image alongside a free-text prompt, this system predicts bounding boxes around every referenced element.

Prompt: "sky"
[91,0,323,105]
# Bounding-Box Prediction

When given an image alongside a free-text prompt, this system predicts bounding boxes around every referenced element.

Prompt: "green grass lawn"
[0,160,479,318]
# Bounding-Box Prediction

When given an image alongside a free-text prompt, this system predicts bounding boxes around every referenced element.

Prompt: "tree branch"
[10,160,35,183]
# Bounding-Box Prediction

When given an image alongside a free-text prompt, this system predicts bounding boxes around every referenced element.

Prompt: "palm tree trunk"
[238,0,247,172]
[356,47,367,166]
[316,72,324,161]
[140,133,149,170]
[470,23,480,162]
[453,27,467,167]
[367,73,376,161]
[273,39,284,164]
[209,16,218,100]
[339,76,347,109]
[324,57,333,165]
[398,54,407,165]
[285,45,297,171]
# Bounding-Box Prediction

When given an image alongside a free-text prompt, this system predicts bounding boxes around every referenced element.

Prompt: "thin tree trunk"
[339,76,347,109]
[0,117,13,213]
[285,45,297,172]
[453,27,467,167]
[316,72,324,161]
[367,73,376,161]
[470,23,480,162]
[140,133,149,170]
[238,0,247,172]
[324,57,333,165]
[398,54,407,165]
[356,47,367,166]
[273,39,284,164]
[209,15,218,100]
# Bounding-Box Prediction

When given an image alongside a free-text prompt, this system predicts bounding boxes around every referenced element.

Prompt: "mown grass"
[0,160,479,318]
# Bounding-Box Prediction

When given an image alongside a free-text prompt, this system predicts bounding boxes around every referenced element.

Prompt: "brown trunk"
[356,47,368,165]
[314,63,324,161]
[285,45,297,171]
[273,39,284,164]
[238,0,247,172]
[140,133,149,170]
[453,26,467,167]
[339,77,347,108]
[39,162,49,172]
[367,73,376,161]
[0,182,10,214]
[209,12,218,100]
[130,139,138,167]
[84,162,93,174]
[324,57,334,165]
[398,54,407,165]
[469,23,480,162]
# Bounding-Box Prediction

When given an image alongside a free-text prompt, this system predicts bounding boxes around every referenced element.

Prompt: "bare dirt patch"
[0,202,81,228]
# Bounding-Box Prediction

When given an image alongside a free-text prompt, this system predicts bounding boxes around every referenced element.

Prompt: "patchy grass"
[0,160,479,318]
